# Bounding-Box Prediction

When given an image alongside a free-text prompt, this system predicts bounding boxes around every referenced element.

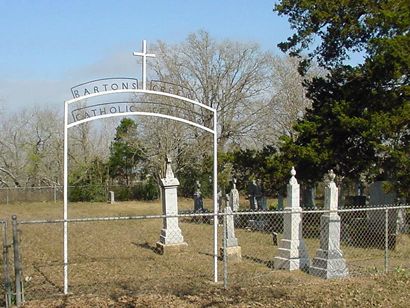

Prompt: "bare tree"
[136,116,208,181]
[125,32,323,183]
[0,33,322,191]
[0,106,64,187]
[28,106,64,185]
[265,55,324,139]
[151,31,272,149]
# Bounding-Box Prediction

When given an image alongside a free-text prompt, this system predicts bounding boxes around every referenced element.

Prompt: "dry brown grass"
[0,200,409,307]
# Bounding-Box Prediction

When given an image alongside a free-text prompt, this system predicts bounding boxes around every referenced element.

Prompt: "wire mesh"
[0,186,63,204]
[14,211,220,301]
[0,184,158,204]
[1,200,409,303]
[224,204,410,287]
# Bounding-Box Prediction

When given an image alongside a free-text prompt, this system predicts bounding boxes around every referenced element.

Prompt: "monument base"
[156,241,188,255]
[310,249,349,279]
[274,255,309,271]
[220,246,242,262]
[274,239,309,271]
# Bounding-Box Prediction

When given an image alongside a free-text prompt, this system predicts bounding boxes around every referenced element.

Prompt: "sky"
[0,0,293,112]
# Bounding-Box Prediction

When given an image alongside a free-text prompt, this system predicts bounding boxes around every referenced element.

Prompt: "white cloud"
[65,49,139,81]
[0,48,143,113]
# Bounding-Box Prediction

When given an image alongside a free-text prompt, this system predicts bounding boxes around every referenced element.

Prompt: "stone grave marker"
[368,181,401,248]
[310,170,349,279]
[229,178,240,212]
[302,186,316,209]
[156,156,187,254]
[274,167,309,271]
[108,191,115,204]
[193,180,204,212]
[256,179,267,210]
[248,180,258,210]
[220,206,242,262]
[277,193,284,210]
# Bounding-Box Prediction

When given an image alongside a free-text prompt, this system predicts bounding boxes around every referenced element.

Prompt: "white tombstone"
[220,206,242,262]
[229,178,240,212]
[109,191,115,204]
[274,167,309,271]
[310,170,349,279]
[156,156,187,254]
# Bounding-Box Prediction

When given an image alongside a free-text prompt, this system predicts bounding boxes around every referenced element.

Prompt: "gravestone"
[368,181,400,248]
[217,187,224,210]
[248,180,258,210]
[256,179,267,210]
[302,186,316,209]
[277,193,284,210]
[108,191,115,204]
[248,179,266,210]
[156,156,187,254]
[193,180,204,212]
[274,167,309,271]
[229,178,240,212]
[310,170,349,279]
[220,206,242,262]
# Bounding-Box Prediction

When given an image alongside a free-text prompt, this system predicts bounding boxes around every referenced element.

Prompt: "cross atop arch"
[133,40,156,90]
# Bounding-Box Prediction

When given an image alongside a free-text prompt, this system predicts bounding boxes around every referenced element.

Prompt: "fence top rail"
[233,204,409,215]
[0,184,151,190]
[14,204,410,225]
[17,212,218,225]
[0,186,60,190]
[338,204,409,212]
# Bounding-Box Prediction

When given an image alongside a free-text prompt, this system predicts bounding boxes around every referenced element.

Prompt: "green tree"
[275,0,409,197]
[68,157,108,202]
[108,118,145,186]
[231,146,291,195]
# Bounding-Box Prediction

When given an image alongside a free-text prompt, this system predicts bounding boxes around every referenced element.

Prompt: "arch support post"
[63,101,69,295]
[213,111,218,283]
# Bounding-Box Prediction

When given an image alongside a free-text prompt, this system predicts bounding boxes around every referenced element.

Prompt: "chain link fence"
[3,212,219,303]
[0,184,158,204]
[0,195,410,305]
[0,186,63,204]
[223,205,409,287]
[1,202,409,305]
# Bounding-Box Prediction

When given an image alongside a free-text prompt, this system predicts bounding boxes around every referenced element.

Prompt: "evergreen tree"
[275,0,409,197]
[108,118,145,186]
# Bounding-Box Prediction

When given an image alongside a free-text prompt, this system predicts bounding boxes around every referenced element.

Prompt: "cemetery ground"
[1,200,409,307]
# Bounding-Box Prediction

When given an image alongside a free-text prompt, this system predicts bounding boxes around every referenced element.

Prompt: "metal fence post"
[12,215,23,306]
[53,185,57,203]
[384,207,389,273]
[6,188,9,205]
[2,222,12,307]
[223,209,228,289]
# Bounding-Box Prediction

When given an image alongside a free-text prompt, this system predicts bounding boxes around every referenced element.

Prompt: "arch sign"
[63,40,218,294]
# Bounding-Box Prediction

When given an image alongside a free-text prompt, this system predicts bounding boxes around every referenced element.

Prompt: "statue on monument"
[229,178,240,212]
[194,180,204,212]
[165,154,174,179]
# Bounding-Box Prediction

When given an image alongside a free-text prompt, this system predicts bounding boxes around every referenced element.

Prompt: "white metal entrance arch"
[63,88,218,294]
